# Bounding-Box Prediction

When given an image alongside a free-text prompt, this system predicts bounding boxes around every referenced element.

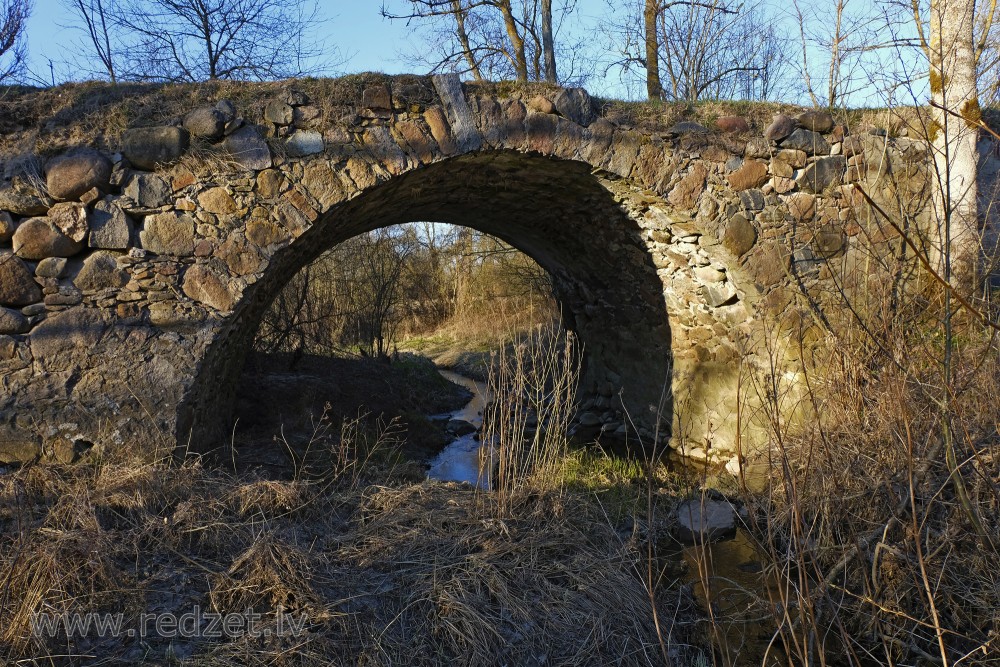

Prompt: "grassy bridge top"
[0,72,977,159]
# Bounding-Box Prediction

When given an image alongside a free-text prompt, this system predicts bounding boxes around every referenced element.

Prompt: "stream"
[426,369,493,489]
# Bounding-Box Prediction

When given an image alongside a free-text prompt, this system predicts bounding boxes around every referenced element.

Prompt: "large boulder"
[183,106,226,139]
[74,251,128,292]
[89,199,134,249]
[12,217,84,259]
[0,251,41,306]
[122,126,190,170]
[140,211,195,255]
[222,126,272,171]
[45,149,112,201]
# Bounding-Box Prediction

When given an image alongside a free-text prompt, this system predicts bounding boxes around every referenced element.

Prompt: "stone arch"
[1,73,925,465]
[182,150,675,451]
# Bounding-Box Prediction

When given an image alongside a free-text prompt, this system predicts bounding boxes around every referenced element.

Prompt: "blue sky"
[16,0,918,105]
[22,0,627,92]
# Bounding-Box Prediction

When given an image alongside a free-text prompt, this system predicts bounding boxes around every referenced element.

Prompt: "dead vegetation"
[732,222,1000,664]
[0,445,706,665]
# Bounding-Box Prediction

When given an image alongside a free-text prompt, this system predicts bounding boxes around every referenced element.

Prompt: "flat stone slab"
[673,497,739,544]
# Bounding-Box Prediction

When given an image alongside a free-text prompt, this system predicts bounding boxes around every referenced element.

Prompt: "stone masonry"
[0,74,961,466]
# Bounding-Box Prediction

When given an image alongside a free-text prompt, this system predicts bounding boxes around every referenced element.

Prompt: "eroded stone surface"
[0,251,42,305]
[12,217,84,259]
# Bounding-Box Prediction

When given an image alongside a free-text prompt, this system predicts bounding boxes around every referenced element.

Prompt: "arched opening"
[180,151,673,456]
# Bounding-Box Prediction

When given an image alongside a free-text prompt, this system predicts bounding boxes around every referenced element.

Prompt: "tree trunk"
[541,0,557,82]
[929,0,981,286]
[644,0,663,100]
[451,0,484,81]
[498,0,529,81]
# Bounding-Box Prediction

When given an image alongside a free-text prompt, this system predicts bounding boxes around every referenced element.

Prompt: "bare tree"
[541,0,556,82]
[67,0,332,82]
[790,0,906,108]
[915,0,989,284]
[0,0,29,83]
[382,0,584,83]
[63,0,117,81]
[608,0,789,102]
[643,0,662,100]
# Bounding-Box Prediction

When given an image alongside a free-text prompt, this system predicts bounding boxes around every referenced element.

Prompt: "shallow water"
[426,370,492,488]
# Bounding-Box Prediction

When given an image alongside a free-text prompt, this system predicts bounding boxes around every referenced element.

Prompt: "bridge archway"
[185,151,673,449]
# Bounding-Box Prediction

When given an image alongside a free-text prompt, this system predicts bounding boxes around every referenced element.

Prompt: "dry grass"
[5,74,994,162]
[727,121,1000,663]
[0,448,707,665]
[484,323,580,513]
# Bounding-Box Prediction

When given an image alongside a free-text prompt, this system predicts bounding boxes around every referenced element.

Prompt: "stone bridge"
[0,74,951,465]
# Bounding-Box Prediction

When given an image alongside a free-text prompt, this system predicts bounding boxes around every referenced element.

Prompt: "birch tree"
[915,0,991,284]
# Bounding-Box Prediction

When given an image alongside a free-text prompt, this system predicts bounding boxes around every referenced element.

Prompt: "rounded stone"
[0,186,49,216]
[183,107,226,139]
[74,251,128,292]
[12,217,84,260]
[0,211,15,243]
[780,128,831,156]
[527,95,556,115]
[715,115,750,133]
[265,99,294,125]
[764,114,796,142]
[0,305,30,334]
[45,149,112,201]
[122,126,191,171]
[285,130,324,157]
[0,252,42,306]
[673,498,739,544]
[36,257,67,278]
[222,126,272,171]
[796,110,835,133]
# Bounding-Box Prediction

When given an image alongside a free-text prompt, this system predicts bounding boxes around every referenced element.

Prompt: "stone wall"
[0,74,957,466]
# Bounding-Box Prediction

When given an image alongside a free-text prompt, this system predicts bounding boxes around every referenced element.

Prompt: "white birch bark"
[929,0,981,286]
